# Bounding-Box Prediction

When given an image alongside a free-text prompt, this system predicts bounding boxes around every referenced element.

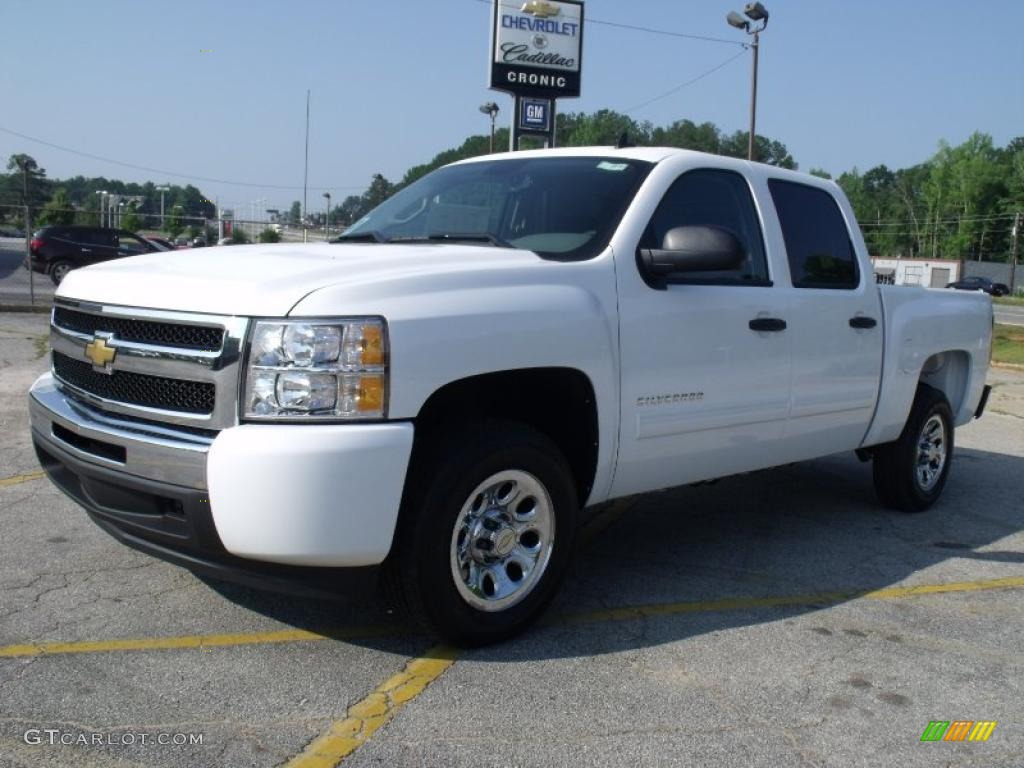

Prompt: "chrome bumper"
[29,373,211,490]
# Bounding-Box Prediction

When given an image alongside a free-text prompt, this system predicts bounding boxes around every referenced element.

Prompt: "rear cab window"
[768,180,859,290]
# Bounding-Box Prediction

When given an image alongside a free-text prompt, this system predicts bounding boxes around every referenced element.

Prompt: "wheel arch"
[409,367,600,506]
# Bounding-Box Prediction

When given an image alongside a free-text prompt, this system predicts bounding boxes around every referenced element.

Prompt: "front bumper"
[30,372,415,584]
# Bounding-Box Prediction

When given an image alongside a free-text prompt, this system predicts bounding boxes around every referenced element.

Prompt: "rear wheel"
[872,384,954,512]
[387,421,578,646]
[49,261,72,285]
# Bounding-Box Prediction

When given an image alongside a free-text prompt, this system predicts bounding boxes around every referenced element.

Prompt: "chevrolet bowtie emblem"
[521,1,561,19]
[85,336,117,371]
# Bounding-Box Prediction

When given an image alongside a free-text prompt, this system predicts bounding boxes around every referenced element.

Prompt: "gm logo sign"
[519,98,551,132]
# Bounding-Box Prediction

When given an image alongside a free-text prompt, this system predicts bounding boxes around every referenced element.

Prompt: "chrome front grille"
[53,307,225,351]
[50,299,248,431]
[52,352,216,414]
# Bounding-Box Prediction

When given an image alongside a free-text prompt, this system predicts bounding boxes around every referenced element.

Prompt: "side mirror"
[638,225,746,278]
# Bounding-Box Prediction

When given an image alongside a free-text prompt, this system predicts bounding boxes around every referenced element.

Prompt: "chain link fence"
[0,204,332,308]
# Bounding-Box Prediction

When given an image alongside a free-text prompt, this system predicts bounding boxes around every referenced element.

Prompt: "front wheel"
[387,421,578,646]
[872,384,954,512]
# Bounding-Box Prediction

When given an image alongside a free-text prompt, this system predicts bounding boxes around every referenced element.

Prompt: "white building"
[871,257,962,288]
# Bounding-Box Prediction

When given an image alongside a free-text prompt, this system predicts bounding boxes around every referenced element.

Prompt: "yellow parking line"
[0,471,44,489]
[0,624,395,659]
[2,575,1022,660]
[284,645,458,768]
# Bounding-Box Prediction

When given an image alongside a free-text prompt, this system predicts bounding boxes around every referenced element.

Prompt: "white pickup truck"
[29,147,993,645]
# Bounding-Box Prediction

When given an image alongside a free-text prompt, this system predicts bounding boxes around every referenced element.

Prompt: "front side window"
[640,169,769,285]
[116,232,149,255]
[343,156,653,261]
[769,180,859,289]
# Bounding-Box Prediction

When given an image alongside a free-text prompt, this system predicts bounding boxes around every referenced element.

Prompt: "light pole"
[95,190,107,227]
[322,192,331,238]
[727,3,769,162]
[156,186,170,229]
[479,102,500,153]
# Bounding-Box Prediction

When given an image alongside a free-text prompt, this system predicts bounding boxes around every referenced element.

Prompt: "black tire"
[386,420,579,646]
[50,261,72,285]
[872,384,954,512]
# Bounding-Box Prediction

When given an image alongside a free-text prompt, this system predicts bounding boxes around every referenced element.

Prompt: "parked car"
[190,237,207,248]
[216,237,234,246]
[946,276,1010,296]
[0,227,26,238]
[27,225,160,285]
[144,236,176,251]
[174,236,191,249]
[29,148,994,645]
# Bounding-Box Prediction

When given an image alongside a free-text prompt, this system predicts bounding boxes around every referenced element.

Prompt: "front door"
[611,168,792,498]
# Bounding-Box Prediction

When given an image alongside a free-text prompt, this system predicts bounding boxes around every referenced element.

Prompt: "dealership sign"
[490,0,584,99]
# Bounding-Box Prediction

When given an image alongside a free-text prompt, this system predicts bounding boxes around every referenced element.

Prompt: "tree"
[6,153,50,210]
[232,227,251,244]
[37,187,76,226]
[165,204,184,238]
[362,174,395,211]
[808,168,832,179]
[120,202,142,232]
[258,227,281,243]
[289,201,301,225]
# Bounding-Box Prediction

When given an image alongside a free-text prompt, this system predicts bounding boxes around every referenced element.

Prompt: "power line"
[0,125,365,191]
[623,50,748,114]
[476,0,745,47]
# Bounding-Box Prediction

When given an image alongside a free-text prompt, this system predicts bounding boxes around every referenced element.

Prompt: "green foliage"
[289,201,302,225]
[838,132,1022,260]
[231,227,251,244]
[120,202,142,232]
[258,227,281,243]
[164,205,184,238]
[37,188,76,226]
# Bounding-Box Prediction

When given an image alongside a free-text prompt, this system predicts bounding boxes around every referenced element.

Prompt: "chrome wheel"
[915,414,947,492]
[450,469,555,612]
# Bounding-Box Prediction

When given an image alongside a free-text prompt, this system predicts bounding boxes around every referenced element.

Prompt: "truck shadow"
[199,446,1024,660]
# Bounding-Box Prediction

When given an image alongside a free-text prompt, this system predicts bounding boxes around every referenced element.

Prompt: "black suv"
[27,226,160,285]
[946,275,1011,297]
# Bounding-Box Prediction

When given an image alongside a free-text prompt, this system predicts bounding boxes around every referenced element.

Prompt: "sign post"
[489,0,584,151]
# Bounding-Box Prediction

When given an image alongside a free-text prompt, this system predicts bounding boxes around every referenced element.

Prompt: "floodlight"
[726,11,748,29]
[743,2,769,22]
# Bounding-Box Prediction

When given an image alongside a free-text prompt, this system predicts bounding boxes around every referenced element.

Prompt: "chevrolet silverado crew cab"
[29,148,994,645]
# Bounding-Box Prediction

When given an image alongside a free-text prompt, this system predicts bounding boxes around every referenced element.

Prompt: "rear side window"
[769,180,859,289]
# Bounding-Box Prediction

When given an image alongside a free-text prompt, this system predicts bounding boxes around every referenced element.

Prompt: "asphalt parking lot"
[1,311,1022,768]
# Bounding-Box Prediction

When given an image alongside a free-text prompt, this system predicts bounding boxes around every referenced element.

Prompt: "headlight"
[243,318,388,420]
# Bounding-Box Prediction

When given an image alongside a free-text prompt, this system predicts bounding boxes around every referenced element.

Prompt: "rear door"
[768,180,883,457]
[611,167,792,497]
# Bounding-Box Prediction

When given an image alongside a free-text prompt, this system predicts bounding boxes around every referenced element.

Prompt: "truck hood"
[56,242,548,316]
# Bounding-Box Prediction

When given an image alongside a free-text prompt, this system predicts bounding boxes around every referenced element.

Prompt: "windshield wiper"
[388,233,514,248]
[332,230,386,243]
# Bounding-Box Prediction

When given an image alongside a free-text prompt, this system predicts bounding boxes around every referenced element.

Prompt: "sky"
[1,0,1021,216]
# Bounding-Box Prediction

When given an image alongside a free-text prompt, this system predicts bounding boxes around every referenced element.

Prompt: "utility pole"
[1011,211,1021,296]
[19,160,34,304]
[303,89,310,243]
[157,186,170,229]
[748,29,760,162]
[726,3,770,162]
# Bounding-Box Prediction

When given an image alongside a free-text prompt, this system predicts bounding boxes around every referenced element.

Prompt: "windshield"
[341,156,653,260]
